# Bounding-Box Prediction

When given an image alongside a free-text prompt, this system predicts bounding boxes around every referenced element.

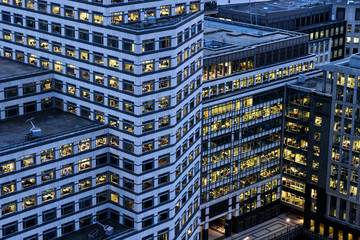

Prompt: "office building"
[331,0,360,57]
[306,53,360,240]
[218,0,347,62]
[282,75,332,237]
[199,17,319,239]
[0,0,204,239]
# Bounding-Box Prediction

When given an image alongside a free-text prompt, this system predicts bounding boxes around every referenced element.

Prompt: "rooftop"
[0,57,49,80]
[204,18,303,57]
[0,109,100,151]
[290,75,332,95]
[219,0,329,15]
[58,220,131,240]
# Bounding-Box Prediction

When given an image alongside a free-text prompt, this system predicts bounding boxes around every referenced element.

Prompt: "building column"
[233,205,240,233]
[202,222,209,240]
[225,212,232,237]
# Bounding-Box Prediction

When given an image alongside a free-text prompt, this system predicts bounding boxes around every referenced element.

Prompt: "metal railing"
[267,225,332,240]
[264,224,303,240]
[0,123,103,153]
[103,228,136,240]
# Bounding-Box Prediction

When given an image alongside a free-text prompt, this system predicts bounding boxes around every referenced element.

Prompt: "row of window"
[0,41,202,79]
[202,165,280,201]
[1,11,202,51]
[203,62,313,97]
[1,209,119,239]
[308,25,344,41]
[1,99,202,160]
[1,0,200,24]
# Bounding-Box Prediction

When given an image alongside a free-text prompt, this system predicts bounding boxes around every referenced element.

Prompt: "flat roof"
[58,220,130,240]
[0,57,49,80]
[290,76,332,95]
[204,18,302,56]
[0,109,99,149]
[220,0,329,15]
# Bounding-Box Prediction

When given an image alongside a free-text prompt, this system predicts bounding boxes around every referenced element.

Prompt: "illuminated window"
[22,194,37,209]
[60,144,73,157]
[1,201,16,215]
[0,160,15,174]
[315,116,322,126]
[21,154,35,168]
[61,184,73,196]
[42,189,56,202]
[93,12,103,24]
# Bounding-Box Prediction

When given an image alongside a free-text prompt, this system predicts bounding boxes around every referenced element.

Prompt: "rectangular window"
[42,188,56,202]
[79,178,92,190]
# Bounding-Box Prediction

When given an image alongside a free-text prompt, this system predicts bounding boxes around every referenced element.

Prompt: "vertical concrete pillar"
[202,222,209,240]
[225,213,232,237]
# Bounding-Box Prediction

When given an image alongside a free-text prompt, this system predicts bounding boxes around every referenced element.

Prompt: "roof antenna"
[25,117,42,140]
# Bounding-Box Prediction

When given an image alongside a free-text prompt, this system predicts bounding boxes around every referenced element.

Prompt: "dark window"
[93,32,104,44]
[65,26,75,38]
[24,234,38,240]
[5,105,19,118]
[108,35,118,48]
[123,80,134,93]
[23,215,37,229]
[96,191,108,203]
[142,216,153,228]
[123,39,134,52]
[124,178,134,191]
[61,221,75,235]
[159,191,169,203]
[356,8,360,21]
[3,221,17,236]
[43,228,57,240]
[110,154,119,166]
[79,215,92,228]
[14,14,23,25]
[158,210,169,222]
[123,159,134,172]
[26,17,35,28]
[123,215,134,228]
[79,29,89,41]
[24,101,37,113]
[142,197,154,209]
[124,197,134,210]
[2,11,11,22]
[142,159,154,171]
[159,36,171,49]
[79,196,92,209]
[23,82,36,95]
[110,209,120,222]
[143,235,154,240]
[96,154,107,165]
[143,39,155,52]
[43,208,56,222]
[158,173,169,185]
[336,7,345,20]
[4,86,18,98]
[38,1,47,12]
[61,202,75,216]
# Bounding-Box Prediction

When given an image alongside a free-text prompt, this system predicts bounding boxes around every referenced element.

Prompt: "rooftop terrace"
[58,220,131,240]
[290,75,332,95]
[220,0,329,15]
[0,109,100,151]
[0,57,49,80]
[204,18,303,57]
